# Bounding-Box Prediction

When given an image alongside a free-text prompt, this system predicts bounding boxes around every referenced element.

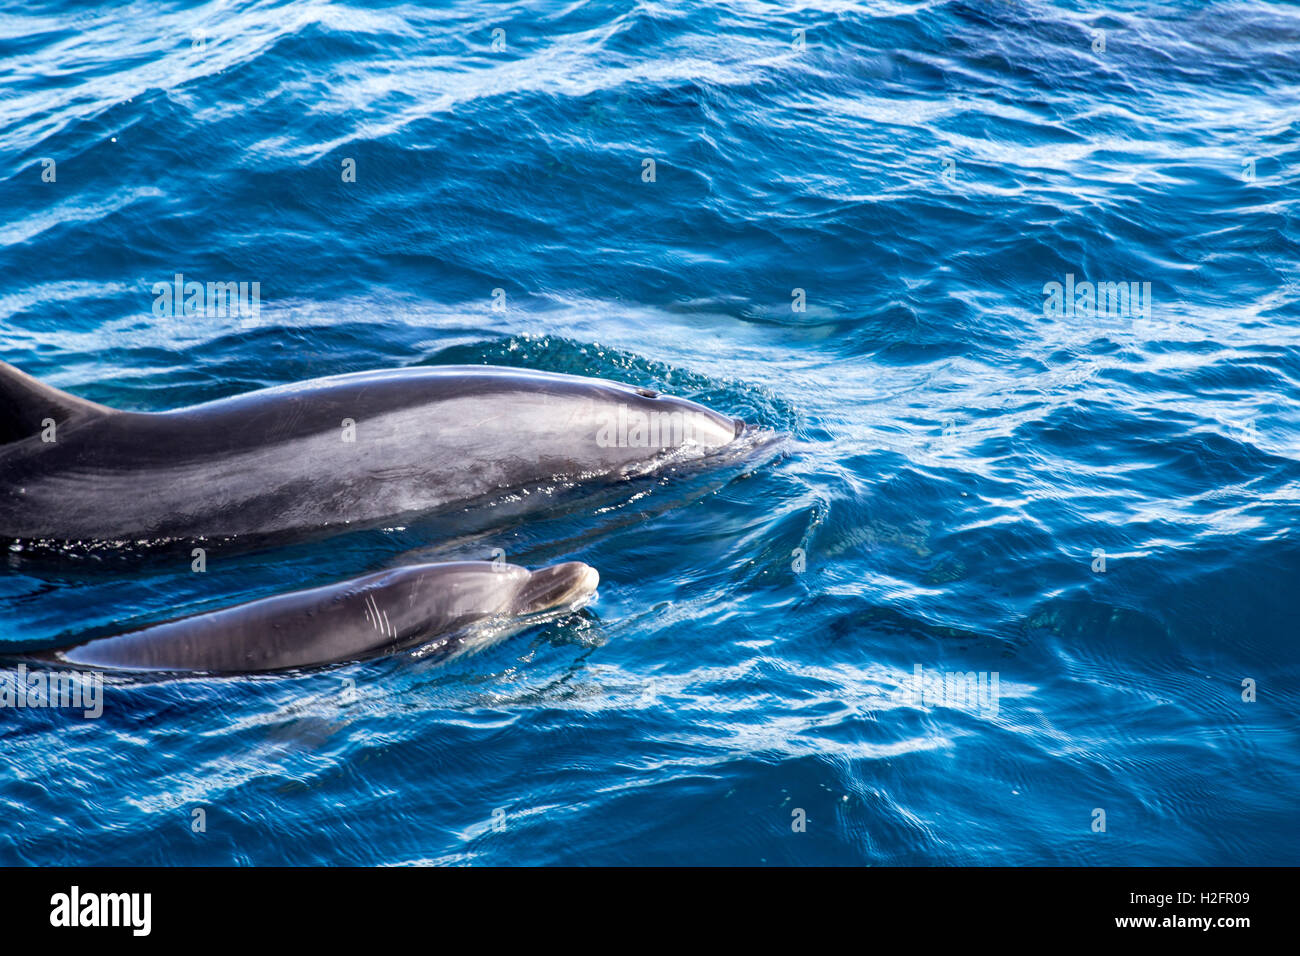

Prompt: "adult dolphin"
[41,560,598,673]
[0,360,745,544]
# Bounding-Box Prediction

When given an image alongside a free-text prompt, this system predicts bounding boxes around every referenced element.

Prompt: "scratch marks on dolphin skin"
[363,591,395,638]
[270,396,308,440]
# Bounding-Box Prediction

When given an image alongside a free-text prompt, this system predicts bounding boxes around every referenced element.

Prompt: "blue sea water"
[1,0,1298,866]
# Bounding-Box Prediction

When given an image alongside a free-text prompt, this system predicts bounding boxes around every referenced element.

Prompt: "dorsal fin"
[0,360,111,445]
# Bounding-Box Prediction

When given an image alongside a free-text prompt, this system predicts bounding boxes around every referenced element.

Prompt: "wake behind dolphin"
[41,559,599,673]
[0,360,746,546]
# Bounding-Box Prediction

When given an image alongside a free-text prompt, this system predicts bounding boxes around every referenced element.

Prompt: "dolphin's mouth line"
[406,595,598,664]
[523,587,598,618]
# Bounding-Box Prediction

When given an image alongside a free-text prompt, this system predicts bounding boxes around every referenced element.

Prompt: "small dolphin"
[0,361,745,544]
[43,560,599,673]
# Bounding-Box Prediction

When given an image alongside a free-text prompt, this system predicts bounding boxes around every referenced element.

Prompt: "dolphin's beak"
[515,562,600,615]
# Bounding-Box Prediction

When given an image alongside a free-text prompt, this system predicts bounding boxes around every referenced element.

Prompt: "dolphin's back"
[59,574,397,672]
[55,562,533,672]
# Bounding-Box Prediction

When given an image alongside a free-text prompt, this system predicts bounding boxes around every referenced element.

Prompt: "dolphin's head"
[388,559,599,661]
[511,561,600,615]
[386,560,599,634]
[592,382,745,462]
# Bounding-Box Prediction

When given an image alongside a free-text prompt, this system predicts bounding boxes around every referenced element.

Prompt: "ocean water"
[1,0,1298,866]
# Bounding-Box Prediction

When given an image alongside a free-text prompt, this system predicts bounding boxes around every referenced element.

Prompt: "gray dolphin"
[0,360,744,544]
[43,560,598,673]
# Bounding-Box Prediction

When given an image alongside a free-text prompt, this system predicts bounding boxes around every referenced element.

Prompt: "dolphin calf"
[42,560,598,673]
[0,360,744,544]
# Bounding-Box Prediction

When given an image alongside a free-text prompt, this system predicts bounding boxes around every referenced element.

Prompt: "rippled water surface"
[1,0,1298,865]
